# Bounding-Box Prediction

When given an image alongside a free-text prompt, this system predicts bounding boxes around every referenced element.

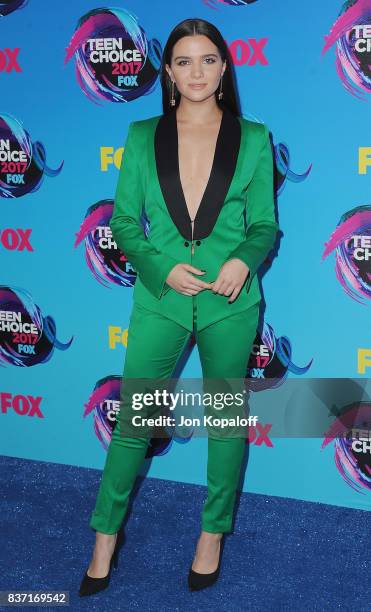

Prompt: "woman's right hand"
[165,264,213,296]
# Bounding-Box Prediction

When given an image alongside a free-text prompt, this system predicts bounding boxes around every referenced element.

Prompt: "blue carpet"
[0,455,369,611]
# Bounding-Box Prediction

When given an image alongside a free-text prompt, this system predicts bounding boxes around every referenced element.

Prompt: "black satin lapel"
[194,108,241,240]
[154,109,191,240]
[154,107,241,241]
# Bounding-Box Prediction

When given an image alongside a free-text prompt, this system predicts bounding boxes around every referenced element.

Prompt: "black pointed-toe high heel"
[78,526,125,597]
[188,534,225,591]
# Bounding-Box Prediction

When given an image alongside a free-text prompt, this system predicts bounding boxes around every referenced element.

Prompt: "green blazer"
[110,107,279,332]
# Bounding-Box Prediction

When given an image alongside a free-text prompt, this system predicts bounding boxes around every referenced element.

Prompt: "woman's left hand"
[210,258,250,303]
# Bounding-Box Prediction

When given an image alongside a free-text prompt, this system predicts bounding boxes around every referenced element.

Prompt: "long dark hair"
[159,18,241,117]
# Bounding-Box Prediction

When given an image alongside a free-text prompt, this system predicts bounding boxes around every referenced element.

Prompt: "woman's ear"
[165,64,173,81]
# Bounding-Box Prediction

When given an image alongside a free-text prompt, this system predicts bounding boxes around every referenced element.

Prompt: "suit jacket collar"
[154,106,241,241]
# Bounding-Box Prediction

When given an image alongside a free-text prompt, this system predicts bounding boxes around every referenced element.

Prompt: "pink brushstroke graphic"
[0,286,73,367]
[74,200,137,288]
[84,377,122,448]
[322,0,371,99]
[0,113,63,199]
[322,206,371,303]
[322,403,371,493]
[83,376,174,457]
[64,8,160,105]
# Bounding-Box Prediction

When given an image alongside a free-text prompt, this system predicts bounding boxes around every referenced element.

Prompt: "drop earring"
[170,79,176,107]
[218,74,223,100]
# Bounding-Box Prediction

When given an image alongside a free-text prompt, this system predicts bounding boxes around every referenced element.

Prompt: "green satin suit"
[89,106,279,535]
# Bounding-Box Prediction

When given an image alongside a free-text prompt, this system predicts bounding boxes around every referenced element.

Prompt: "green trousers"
[89,298,260,535]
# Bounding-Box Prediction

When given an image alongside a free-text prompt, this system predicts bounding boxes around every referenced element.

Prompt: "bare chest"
[177,122,221,221]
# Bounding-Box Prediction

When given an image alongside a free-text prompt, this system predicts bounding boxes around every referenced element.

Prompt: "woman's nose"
[191,65,203,78]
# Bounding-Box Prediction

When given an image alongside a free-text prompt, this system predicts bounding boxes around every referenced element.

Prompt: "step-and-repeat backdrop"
[1,0,370,512]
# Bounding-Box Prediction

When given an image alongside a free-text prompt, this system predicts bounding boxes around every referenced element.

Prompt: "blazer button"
[184,241,189,247]
[196,240,201,246]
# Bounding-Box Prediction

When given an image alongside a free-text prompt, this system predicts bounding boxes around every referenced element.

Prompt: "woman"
[79,17,279,596]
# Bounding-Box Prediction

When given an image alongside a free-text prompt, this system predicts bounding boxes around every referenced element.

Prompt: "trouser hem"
[89,514,122,535]
[201,521,233,533]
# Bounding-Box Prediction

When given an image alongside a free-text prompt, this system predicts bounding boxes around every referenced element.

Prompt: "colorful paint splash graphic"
[246,321,313,391]
[64,7,161,105]
[273,140,312,196]
[322,403,371,493]
[83,375,174,457]
[0,286,73,367]
[0,0,28,17]
[203,0,258,9]
[74,199,152,287]
[322,0,371,99]
[0,113,63,198]
[322,205,371,303]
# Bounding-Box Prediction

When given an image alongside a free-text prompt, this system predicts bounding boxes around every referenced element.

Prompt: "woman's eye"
[177,58,216,66]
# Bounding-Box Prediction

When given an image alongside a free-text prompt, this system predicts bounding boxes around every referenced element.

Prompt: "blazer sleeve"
[110,121,178,299]
[224,123,279,293]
